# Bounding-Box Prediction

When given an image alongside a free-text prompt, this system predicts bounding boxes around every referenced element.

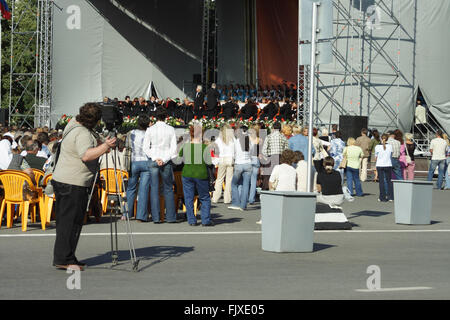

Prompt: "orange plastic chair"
[99,169,129,215]
[173,171,185,213]
[42,174,54,224]
[173,171,199,216]
[0,170,45,231]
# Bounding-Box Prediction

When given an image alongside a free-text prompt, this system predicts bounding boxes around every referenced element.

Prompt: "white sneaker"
[256,220,262,225]
[228,206,243,211]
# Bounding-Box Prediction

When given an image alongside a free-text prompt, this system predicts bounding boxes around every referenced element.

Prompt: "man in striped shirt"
[387,131,403,180]
[261,122,288,189]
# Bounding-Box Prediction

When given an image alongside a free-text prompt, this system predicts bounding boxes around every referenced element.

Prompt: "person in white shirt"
[143,109,178,223]
[294,151,317,192]
[427,130,447,189]
[375,133,394,202]
[0,133,15,170]
[229,126,252,211]
[212,124,234,204]
[125,115,151,222]
[269,149,297,191]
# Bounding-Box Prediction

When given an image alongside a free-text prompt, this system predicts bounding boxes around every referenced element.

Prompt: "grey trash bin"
[260,191,317,252]
[392,180,433,225]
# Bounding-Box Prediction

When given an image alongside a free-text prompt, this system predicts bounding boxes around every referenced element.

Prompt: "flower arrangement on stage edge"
[55,114,73,130]
[56,115,300,134]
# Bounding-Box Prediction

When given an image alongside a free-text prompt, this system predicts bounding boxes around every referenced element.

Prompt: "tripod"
[86,129,139,272]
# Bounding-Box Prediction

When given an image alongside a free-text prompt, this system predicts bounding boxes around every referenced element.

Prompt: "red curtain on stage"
[256,0,298,87]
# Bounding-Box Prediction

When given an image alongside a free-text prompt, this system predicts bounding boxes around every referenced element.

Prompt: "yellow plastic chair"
[42,174,54,224]
[32,169,45,187]
[99,169,129,215]
[0,170,46,231]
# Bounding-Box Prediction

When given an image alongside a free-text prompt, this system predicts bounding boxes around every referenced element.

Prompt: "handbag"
[404,143,412,164]
[206,164,216,192]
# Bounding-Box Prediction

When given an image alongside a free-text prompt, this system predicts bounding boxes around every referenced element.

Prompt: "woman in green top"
[344,137,364,197]
[178,124,214,226]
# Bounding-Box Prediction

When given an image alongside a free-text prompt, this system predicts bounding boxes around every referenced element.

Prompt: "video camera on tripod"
[86,101,139,271]
[100,101,123,132]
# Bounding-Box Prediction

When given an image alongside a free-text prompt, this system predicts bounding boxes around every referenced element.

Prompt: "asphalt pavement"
[0,181,449,300]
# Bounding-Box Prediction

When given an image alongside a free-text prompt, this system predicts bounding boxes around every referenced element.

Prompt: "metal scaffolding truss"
[201,0,218,89]
[8,0,53,128]
[302,0,415,132]
[36,0,53,128]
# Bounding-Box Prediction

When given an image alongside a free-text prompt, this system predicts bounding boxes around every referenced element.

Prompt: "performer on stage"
[221,97,239,120]
[193,85,205,118]
[180,98,194,123]
[240,98,258,120]
[122,96,134,117]
[277,98,293,121]
[260,98,278,120]
[206,83,220,118]
[148,96,158,117]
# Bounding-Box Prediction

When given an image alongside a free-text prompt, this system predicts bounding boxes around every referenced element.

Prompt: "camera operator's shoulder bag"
[123,130,133,173]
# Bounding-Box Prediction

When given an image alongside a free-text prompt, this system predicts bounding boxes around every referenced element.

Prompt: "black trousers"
[52,180,89,265]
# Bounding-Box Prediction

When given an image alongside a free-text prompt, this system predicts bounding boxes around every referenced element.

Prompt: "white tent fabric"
[415,0,450,134]
[51,0,186,125]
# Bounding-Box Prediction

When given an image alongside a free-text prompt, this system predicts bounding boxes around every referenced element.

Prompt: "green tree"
[1,0,38,126]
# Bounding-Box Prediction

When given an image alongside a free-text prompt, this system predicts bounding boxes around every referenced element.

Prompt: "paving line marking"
[1,229,450,237]
[355,287,433,292]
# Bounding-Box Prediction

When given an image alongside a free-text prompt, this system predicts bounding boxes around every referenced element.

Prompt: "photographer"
[52,103,116,271]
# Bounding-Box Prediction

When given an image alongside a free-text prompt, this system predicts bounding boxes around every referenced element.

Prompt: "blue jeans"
[377,167,394,201]
[346,167,363,196]
[444,158,450,189]
[248,158,260,204]
[148,160,176,222]
[231,163,252,209]
[182,176,211,225]
[391,157,403,180]
[126,161,151,221]
[427,159,446,189]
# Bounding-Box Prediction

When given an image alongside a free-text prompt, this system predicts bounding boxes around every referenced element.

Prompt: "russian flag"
[0,0,11,20]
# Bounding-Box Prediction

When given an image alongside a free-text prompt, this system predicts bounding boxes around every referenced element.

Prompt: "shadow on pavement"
[347,210,391,219]
[208,213,243,225]
[313,243,336,252]
[82,246,194,272]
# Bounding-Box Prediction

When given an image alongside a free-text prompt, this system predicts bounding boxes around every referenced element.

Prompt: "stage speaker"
[192,74,201,84]
[339,115,368,141]
[0,108,8,126]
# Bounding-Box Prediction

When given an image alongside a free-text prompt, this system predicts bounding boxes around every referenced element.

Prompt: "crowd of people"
[1,103,449,271]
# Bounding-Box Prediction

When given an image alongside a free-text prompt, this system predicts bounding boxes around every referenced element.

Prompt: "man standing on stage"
[52,103,116,271]
[193,85,205,118]
[206,83,220,118]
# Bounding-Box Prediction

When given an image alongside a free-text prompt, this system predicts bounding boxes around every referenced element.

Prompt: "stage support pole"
[306,1,319,193]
